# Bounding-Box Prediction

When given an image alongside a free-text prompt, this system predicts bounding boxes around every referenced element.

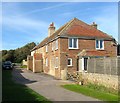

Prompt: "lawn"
[2,70,50,102]
[21,65,27,68]
[62,84,119,102]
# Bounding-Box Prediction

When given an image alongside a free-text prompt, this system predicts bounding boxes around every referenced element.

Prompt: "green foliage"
[62,84,118,102]
[2,42,36,63]
[21,65,27,68]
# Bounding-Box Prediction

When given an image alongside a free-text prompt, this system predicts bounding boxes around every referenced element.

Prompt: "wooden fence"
[87,57,120,75]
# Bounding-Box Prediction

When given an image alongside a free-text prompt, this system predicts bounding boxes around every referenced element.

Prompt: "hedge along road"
[12,67,101,101]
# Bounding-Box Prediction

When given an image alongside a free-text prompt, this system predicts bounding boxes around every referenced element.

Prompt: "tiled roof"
[31,18,112,51]
[31,21,69,51]
[78,49,110,57]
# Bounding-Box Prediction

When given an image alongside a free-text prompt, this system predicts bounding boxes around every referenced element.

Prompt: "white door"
[79,58,83,71]
[79,57,88,71]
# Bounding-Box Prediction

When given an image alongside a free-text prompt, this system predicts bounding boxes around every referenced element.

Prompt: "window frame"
[46,45,48,52]
[55,57,58,68]
[52,42,54,51]
[68,38,78,49]
[55,39,58,50]
[67,58,72,66]
[46,58,48,67]
[95,39,104,50]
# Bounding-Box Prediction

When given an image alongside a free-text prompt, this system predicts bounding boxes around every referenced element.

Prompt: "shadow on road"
[12,67,37,85]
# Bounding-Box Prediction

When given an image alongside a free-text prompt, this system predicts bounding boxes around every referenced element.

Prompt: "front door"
[79,57,88,71]
[84,58,88,71]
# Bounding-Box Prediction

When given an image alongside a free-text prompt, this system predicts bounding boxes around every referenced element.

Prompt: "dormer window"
[96,40,104,50]
[69,38,78,49]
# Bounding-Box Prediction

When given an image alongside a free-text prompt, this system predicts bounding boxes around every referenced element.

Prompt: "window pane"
[100,40,103,49]
[69,38,72,47]
[56,40,58,49]
[55,57,58,68]
[73,38,77,48]
[96,40,99,48]
[68,59,71,65]
[46,45,48,52]
[46,58,48,66]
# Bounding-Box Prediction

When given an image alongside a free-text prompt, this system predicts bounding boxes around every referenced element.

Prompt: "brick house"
[28,18,117,79]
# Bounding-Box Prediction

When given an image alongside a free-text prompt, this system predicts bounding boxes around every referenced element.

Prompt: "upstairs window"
[55,39,58,50]
[69,38,78,49]
[96,40,104,50]
[55,57,58,68]
[46,58,48,67]
[46,45,48,52]
[52,42,54,51]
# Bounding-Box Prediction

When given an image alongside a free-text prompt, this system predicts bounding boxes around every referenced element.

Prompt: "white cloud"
[3,16,49,36]
[13,3,72,17]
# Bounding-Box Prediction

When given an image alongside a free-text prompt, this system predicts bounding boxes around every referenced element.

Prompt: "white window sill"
[84,70,87,73]
[69,48,78,50]
[96,48,104,50]
[67,65,73,67]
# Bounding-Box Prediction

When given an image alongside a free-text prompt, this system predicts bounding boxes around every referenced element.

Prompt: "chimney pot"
[91,22,97,29]
[50,22,54,27]
[48,22,55,37]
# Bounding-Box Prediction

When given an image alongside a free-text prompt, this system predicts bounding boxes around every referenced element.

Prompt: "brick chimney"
[91,22,97,29]
[48,22,55,37]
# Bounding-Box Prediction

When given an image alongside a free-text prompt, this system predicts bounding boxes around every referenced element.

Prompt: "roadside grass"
[2,70,51,102]
[21,65,27,68]
[62,84,118,102]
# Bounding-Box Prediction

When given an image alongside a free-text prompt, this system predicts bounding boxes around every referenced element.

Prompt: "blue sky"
[2,2,118,50]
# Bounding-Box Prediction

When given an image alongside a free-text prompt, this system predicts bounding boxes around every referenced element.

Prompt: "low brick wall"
[27,56,33,71]
[82,73,118,90]
[33,59,43,73]
[67,72,118,90]
[22,60,27,66]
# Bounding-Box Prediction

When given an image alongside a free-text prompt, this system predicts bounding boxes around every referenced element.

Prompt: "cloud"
[14,3,72,17]
[3,16,49,36]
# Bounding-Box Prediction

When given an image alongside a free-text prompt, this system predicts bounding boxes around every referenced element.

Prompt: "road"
[12,66,100,101]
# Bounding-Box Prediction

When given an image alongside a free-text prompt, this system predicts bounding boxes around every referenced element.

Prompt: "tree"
[2,42,36,63]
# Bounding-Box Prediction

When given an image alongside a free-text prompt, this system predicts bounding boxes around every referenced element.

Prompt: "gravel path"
[12,67,100,101]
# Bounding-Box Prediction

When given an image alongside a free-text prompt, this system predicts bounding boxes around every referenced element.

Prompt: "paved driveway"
[12,67,100,101]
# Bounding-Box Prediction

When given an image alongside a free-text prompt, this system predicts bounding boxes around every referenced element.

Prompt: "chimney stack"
[91,22,97,29]
[48,22,55,37]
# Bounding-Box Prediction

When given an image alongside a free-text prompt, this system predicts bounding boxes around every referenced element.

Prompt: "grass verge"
[2,70,50,102]
[21,65,27,68]
[62,84,118,102]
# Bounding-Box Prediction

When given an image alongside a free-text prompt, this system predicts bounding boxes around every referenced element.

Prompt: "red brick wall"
[59,38,117,73]
[104,41,117,56]
[42,38,60,79]
[36,37,117,79]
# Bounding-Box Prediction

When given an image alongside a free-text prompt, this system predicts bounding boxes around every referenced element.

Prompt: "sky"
[1,2,118,50]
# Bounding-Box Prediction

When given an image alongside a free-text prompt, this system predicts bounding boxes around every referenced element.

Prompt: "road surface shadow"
[12,67,37,85]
